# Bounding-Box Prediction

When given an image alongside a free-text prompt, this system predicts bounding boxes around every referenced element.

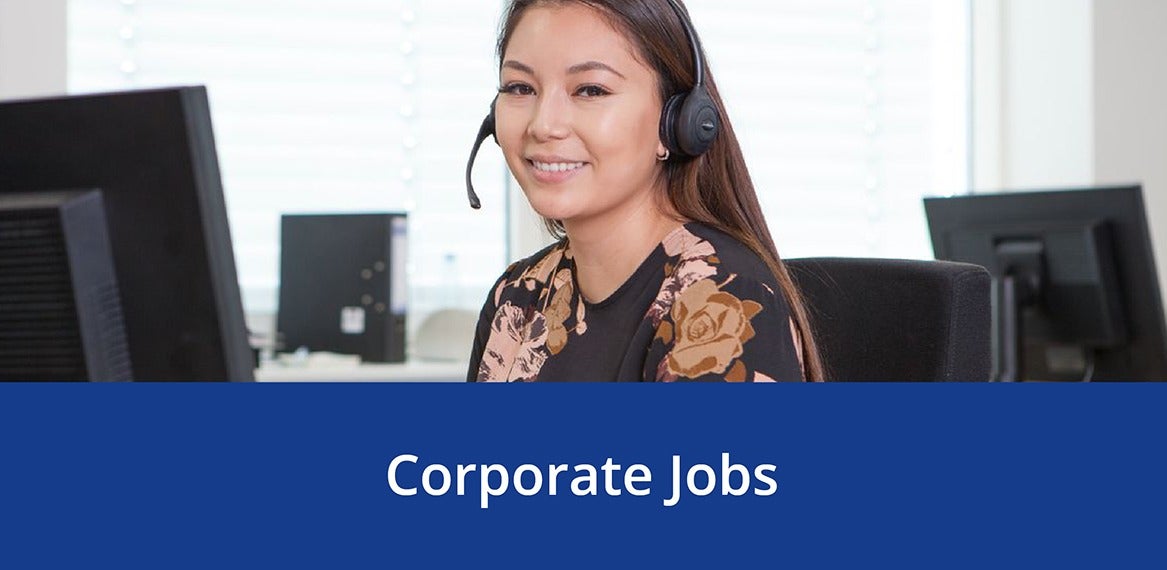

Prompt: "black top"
[467,222,804,382]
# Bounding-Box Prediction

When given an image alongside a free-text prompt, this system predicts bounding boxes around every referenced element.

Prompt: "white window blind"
[68,0,969,340]
[67,0,510,344]
[687,0,969,260]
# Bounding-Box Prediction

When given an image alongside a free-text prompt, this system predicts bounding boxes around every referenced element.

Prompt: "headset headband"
[665,0,704,88]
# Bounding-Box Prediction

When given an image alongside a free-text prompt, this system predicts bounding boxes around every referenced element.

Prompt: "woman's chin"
[524,195,584,224]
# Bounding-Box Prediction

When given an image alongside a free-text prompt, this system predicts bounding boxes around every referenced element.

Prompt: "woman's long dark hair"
[497,0,826,381]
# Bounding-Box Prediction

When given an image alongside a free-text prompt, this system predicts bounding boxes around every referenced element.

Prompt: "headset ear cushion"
[659,93,687,157]
[675,86,720,157]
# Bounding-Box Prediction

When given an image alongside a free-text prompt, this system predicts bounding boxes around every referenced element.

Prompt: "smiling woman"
[495,4,667,235]
[467,0,822,383]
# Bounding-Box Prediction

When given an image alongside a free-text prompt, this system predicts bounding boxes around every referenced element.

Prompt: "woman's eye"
[499,83,534,96]
[576,85,610,98]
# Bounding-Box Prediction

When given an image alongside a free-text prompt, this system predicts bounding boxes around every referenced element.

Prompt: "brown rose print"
[664,278,762,379]
[544,268,575,355]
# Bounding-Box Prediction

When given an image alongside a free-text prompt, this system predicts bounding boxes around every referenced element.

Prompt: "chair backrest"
[786,257,992,382]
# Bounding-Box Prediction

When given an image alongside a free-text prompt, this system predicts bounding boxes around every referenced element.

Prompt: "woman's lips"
[527,159,588,184]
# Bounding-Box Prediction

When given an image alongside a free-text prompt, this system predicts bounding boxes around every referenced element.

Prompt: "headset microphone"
[464,98,497,210]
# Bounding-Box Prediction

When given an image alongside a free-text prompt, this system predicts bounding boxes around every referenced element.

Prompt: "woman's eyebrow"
[501,59,625,79]
[502,60,535,75]
[567,61,626,79]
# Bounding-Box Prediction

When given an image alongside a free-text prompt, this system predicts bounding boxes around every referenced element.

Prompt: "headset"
[465,0,718,209]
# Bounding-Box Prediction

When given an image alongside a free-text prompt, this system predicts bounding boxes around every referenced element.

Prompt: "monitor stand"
[993,240,1044,382]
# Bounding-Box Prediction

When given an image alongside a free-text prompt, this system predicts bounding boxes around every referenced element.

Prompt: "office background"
[2,0,1164,370]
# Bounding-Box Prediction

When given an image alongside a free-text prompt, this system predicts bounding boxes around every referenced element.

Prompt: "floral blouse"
[467,222,804,382]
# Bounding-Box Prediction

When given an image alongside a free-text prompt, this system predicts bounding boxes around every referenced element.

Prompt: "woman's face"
[496,3,668,230]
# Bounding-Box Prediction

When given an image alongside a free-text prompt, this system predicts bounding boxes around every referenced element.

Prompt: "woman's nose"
[527,93,571,141]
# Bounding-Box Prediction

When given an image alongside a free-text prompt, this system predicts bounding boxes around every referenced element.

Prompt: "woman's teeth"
[532,161,584,173]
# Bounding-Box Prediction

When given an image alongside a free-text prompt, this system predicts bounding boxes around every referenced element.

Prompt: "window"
[68,0,510,348]
[68,0,969,347]
[686,0,970,260]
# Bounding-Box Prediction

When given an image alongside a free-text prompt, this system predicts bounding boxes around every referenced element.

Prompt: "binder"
[276,213,407,363]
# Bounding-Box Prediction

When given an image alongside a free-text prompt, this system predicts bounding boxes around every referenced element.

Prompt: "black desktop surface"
[0,87,253,381]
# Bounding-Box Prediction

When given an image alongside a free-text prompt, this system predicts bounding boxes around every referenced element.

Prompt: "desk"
[255,360,467,382]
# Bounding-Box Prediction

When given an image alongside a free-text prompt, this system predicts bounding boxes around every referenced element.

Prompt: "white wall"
[0,0,66,99]
[1002,0,1094,188]
[971,0,1003,190]
[1094,0,1167,293]
[973,0,1094,190]
[975,0,1167,296]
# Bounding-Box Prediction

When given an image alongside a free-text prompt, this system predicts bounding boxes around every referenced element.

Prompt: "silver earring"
[656,149,670,162]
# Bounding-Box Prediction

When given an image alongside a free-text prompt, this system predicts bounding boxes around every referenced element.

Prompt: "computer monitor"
[0,86,254,381]
[0,189,132,381]
[924,185,1167,382]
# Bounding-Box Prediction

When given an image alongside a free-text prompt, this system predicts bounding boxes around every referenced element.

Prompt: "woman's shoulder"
[647,223,802,383]
[648,222,790,328]
[664,222,779,289]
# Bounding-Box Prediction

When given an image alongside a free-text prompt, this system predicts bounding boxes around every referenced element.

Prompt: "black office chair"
[786,257,992,382]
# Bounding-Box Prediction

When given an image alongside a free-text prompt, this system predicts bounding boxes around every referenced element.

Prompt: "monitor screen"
[0,86,254,381]
[924,186,1167,381]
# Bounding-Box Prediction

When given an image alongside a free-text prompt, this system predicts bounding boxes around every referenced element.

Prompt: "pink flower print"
[655,357,680,383]
[753,371,777,383]
[493,278,507,307]
[477,302,550,382]
[662,227,716,260]
[646,258,718,326]
[575,299,588,335]
[516,245,564,292]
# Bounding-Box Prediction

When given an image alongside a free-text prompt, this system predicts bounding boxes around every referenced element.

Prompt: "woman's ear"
[655,141,670,162]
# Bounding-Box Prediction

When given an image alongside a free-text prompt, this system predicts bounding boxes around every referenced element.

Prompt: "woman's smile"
[527,155,590,184]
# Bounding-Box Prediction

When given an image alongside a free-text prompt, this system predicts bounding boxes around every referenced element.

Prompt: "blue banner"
[1,384,1164,569]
